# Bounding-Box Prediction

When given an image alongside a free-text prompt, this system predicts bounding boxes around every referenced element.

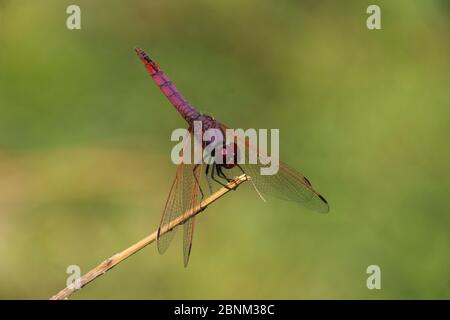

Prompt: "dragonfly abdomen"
[155,75,201,123]
[135,48,201,123]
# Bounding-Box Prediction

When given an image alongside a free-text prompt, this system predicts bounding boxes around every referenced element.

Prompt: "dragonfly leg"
[205,164,213,194]
[217,165,233,182]
[211,163,230,189]
[236,164,246,175]
[219,165,243,191]
[192,164,204,200]
[216,165,236,190]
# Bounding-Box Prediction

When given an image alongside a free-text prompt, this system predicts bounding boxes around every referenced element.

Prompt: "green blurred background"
[0,0,449,299]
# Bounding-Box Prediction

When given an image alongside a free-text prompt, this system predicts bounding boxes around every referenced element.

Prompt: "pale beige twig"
[50,174,249,300]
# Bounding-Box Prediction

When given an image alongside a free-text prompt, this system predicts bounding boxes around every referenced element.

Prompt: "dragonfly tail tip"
[134,47,153,62]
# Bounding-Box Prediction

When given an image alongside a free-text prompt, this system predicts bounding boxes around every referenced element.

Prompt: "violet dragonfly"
[135,48,329,266]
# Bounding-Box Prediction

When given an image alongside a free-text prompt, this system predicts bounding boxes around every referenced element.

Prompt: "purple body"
[135,48,220,132]
[134,47,329,268]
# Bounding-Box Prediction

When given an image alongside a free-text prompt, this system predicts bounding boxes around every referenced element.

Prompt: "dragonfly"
[135,48,329,267]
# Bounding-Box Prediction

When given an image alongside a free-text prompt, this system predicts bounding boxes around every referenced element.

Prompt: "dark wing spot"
[318,194,328,204]
[156,227,162,240]
[303,177,312,186]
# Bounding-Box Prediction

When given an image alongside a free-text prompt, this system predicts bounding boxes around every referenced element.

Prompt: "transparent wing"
[183,210,196,267]
[157,130,203,266]
[241,161,329,213]
[220,123,329,213]
[157,163,186,253]
[183,163,202,267]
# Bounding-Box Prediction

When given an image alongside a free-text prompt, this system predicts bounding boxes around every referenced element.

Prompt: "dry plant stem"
[50,174,248,300]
